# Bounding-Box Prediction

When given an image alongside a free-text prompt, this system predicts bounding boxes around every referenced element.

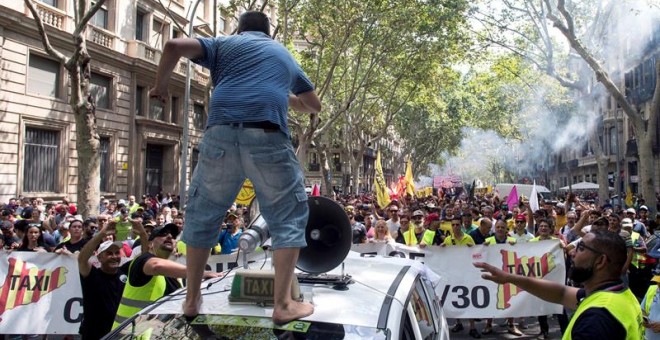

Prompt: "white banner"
[352,241,566,318]
[0,251,83,334]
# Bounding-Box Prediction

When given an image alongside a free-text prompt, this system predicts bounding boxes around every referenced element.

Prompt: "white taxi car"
[106,196,449,339]
[104,252,449,340]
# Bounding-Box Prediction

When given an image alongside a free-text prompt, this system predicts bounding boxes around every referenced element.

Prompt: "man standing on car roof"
[149,10,321,324]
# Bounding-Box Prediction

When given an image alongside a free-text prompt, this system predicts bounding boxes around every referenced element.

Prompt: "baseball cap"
[626,208,636,214]
[515,214,526,222]
[97,240,123,255]
[118,199,126,205]
[640,205,649,211]
[425,213,440,224]
[149,222,180,241]
[20,207,34,219]
[621,218,633,229]
[412,210,424,217]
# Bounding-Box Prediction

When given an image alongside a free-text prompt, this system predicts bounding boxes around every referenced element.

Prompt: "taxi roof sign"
[229,269,302,305]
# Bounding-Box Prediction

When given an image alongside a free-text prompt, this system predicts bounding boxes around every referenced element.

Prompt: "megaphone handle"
[242,251,248,269]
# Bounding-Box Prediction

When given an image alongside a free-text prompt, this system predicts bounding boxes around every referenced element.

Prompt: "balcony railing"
[87,26,114,49]
[127,40,161,64]
[308,163,320,171]
[32,2,66,30]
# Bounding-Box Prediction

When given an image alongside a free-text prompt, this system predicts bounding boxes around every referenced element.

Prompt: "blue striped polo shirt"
[193,31,315,136]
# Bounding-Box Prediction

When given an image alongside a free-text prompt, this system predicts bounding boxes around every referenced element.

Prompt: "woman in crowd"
[17,224,49,252]
[370,219,393,243]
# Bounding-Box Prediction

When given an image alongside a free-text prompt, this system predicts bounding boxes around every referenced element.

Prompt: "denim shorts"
[182,124,309,250]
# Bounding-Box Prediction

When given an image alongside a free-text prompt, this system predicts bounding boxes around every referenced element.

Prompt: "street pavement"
[448,317,563,339]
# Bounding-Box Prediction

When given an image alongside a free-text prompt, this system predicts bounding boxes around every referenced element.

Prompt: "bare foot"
[183,294,202,318]
[272,301,314,324]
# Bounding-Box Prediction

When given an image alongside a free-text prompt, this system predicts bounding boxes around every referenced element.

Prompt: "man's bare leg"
[183,246,211,317]
[271,247,314,324]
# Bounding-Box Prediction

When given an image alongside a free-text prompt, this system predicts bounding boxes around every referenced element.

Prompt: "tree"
[471,0,641,207]
[288,0,472,195]
[24,0,105,217]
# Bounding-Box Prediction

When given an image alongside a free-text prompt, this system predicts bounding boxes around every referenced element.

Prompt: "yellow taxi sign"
[229,269,302,304]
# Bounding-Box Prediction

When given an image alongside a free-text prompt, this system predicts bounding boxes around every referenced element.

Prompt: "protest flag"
[529,181,540,212]
[625,185,633,207]
[374,151,391,208]
[506,185,519,209]
[405,160,415,196]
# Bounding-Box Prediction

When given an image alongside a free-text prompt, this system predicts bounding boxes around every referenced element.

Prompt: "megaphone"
[238,196,352,274]
[297,196,352,274]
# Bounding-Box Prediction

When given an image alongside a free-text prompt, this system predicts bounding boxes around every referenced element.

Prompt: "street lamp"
[179,0,205,211]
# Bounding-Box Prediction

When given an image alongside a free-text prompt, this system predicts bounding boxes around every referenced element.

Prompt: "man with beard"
[475,230,643,339]
[402,210,434,247]
[78,220,146,339]
[112,223,222,329]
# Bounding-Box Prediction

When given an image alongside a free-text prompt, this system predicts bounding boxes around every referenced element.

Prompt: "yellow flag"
[625,185,633,207]
[486,185,493,194]
[235,179,256,205]
[374,151,391,208]
[425,187,433,197]
[405,160,415,196]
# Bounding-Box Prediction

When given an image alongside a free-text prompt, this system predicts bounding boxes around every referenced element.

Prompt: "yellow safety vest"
[484,236,516,245]
[563,288,643,340]
[644,284,659,315]
[631,232,647,268]
[402,229,435,246]
[112,258,166,329]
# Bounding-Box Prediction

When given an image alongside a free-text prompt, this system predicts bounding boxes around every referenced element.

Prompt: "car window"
[109,314,388,340]
[410,278,437,340]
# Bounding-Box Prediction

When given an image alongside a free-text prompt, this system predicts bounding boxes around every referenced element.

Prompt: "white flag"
[529,180,540,212]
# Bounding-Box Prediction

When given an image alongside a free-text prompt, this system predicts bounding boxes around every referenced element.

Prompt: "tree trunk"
[319,146,333,198]
[74,104,100,218]
[638,132,656,215]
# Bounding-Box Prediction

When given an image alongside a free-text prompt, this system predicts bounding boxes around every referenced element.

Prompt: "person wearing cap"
[112,223,222,329]
[510,214,534,243]
[626,207,649,238]
[624,216,651,299]
[402,210,434,247]
[217,212,243,254]
[642,275,660,340]
[114,208,133,241]
[78,219,146,340]
[476,230,643,339]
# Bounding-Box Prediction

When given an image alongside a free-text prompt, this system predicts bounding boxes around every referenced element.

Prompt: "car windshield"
[110,314,388,340]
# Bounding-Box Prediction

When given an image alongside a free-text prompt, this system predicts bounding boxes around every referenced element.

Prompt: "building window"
[28,54,60,98]
[40,0,58,7]
[99,137,110,192]
[90,72,111,109]
[91,1,109,29]
[333,153,341,172]
[136,10,146,41]
[23,128,59,193]
[609,127,617,155]
[592,174,597,184]
[149,97,164,121]
[152,19,163,49]
[193,103,206,130]
[171,96,179,124]
[172,29,182,39]
[136,85,144,116]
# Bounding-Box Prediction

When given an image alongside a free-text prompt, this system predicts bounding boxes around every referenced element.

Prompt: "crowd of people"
[2,188,660,339]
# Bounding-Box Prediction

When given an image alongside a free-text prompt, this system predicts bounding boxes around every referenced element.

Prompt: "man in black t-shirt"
[77,220,148,340]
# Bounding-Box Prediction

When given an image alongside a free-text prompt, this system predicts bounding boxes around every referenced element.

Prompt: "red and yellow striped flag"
[0,257,67,316]
[496,250,556,310]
